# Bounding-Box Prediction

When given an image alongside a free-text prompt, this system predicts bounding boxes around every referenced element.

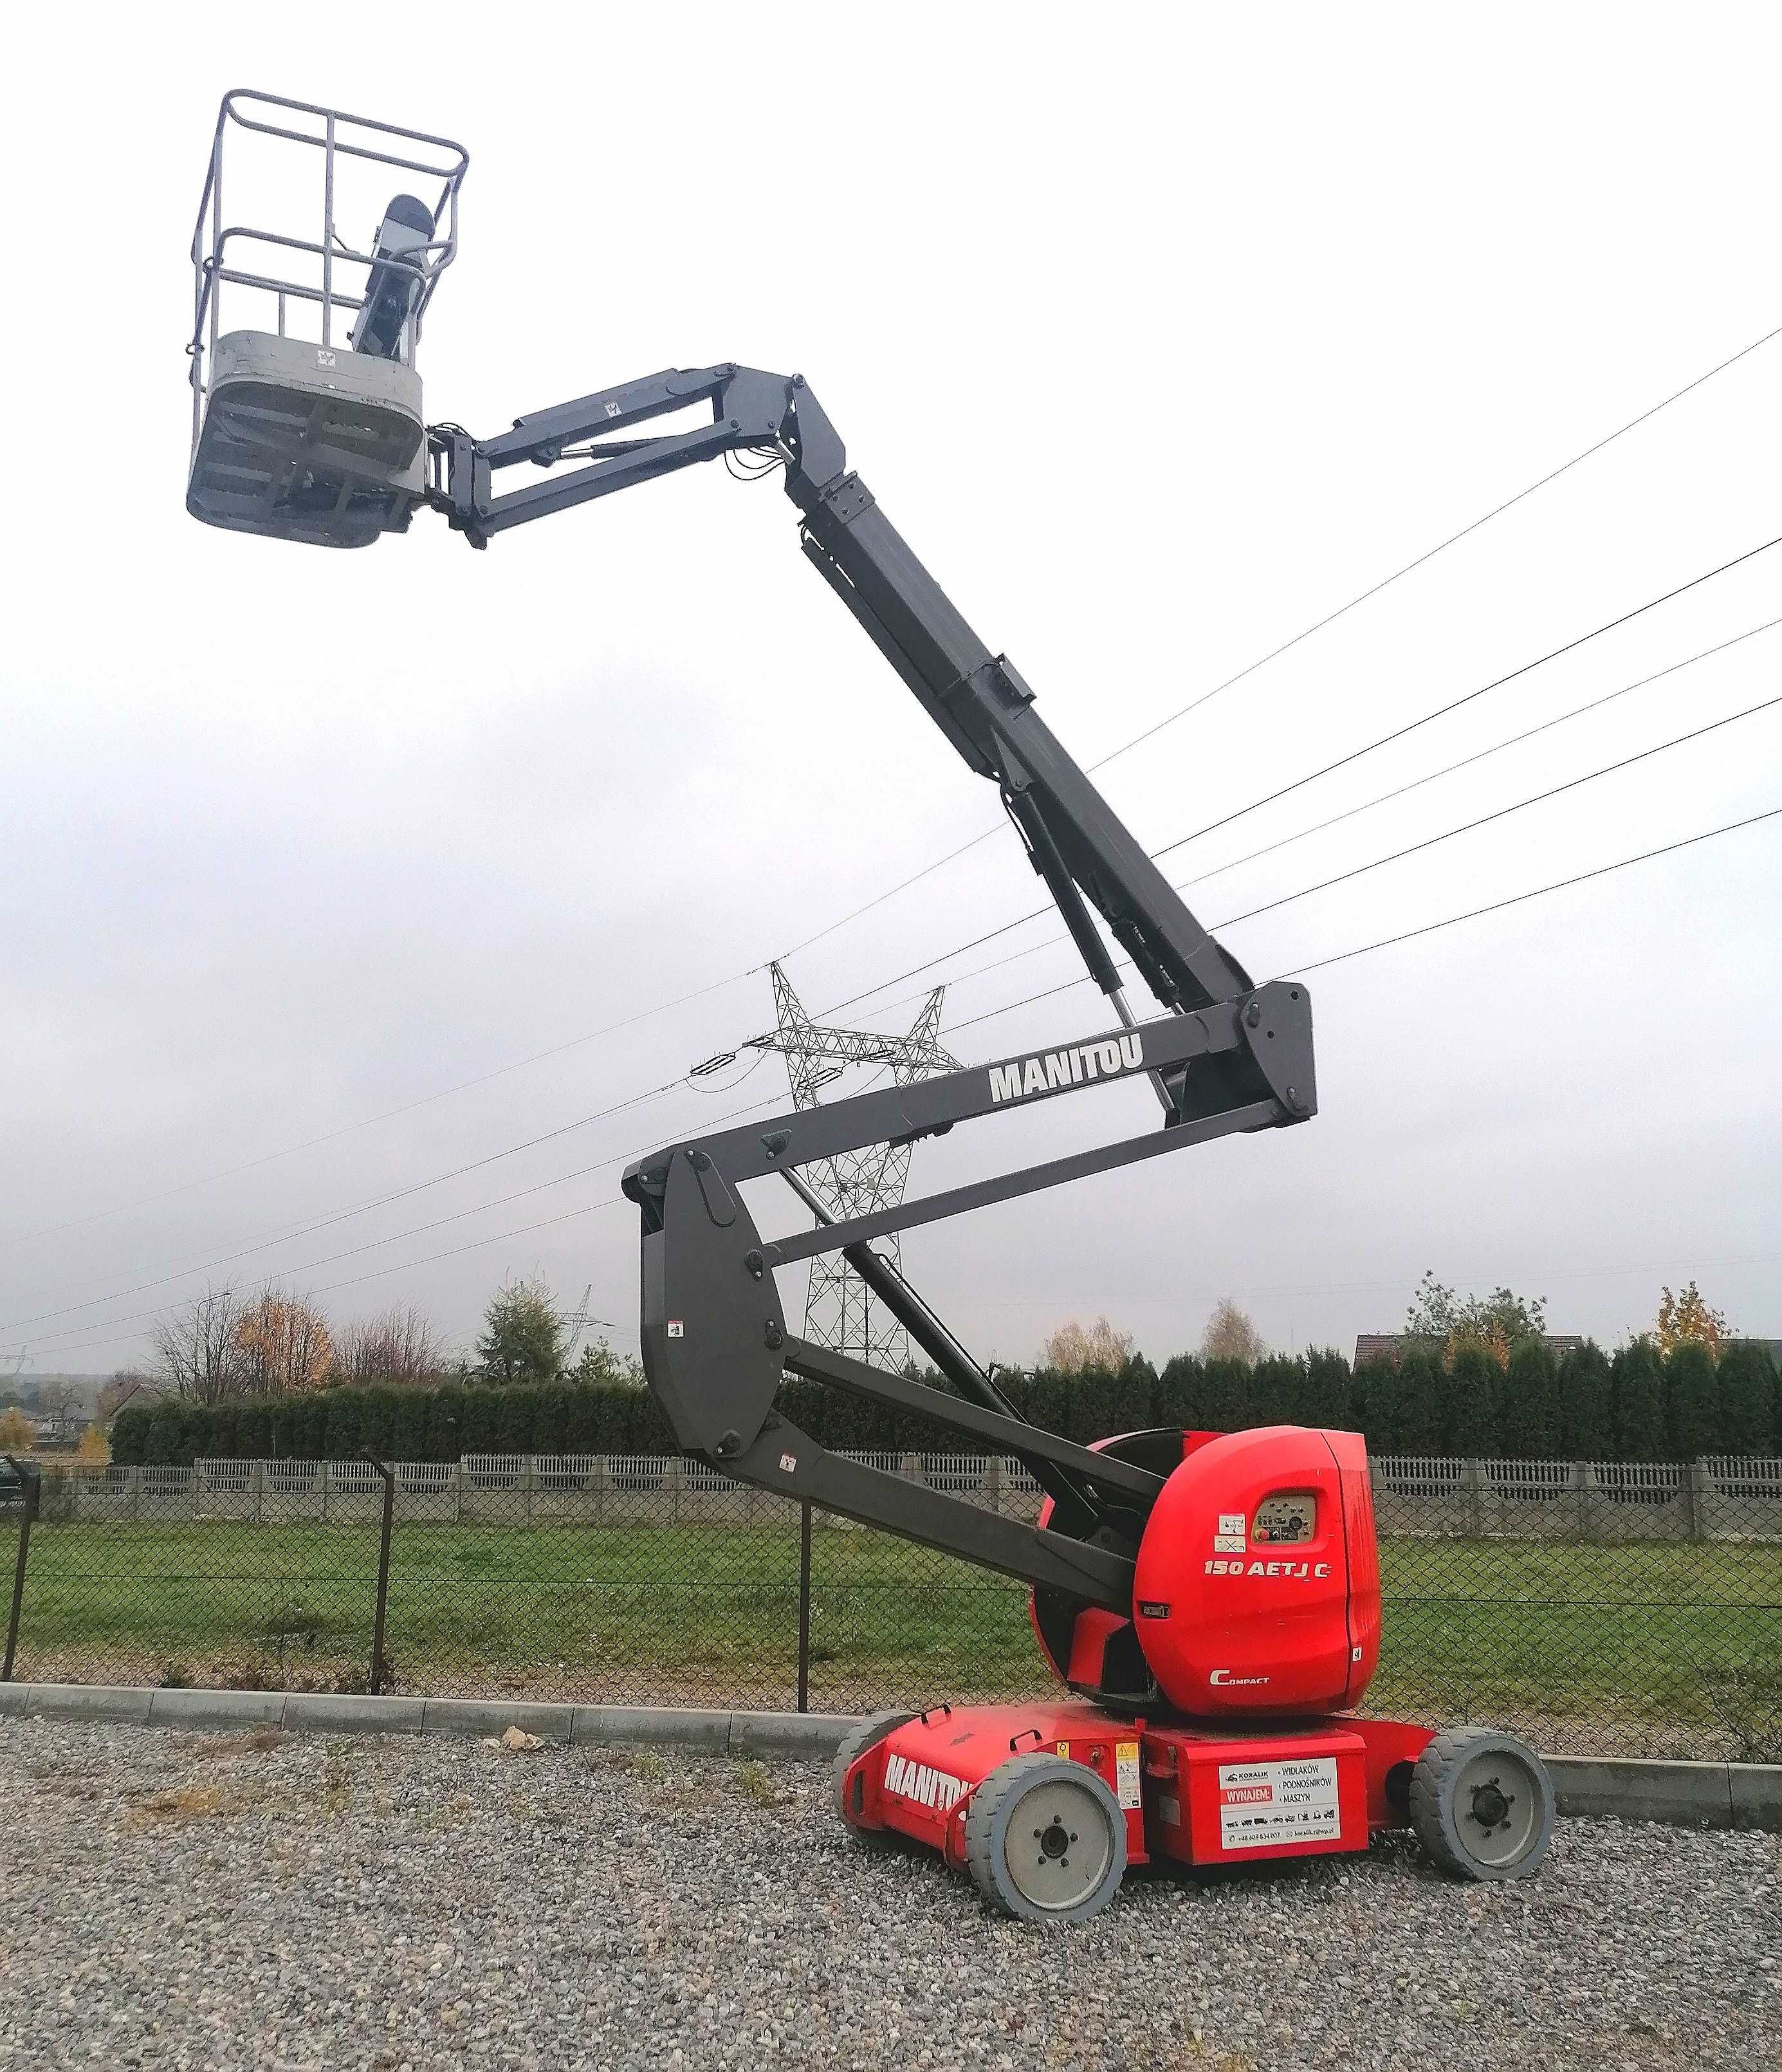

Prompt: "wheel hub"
[1005,1778,1114,1910]
[1038,1818,1074,1859]
[1469,1779,1512,1828]
[1451,1749,1540,1867]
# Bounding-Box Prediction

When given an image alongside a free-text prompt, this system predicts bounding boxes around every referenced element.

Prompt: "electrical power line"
[3,1086,793,1360]
[1167,616,1782,895]
[895,618,1782,1012]
[842,693,1781,1031]
[1211,694,1779,933]
[0,1073,700,1337]
[940,805,1779,1037]
[26,328,1773,1253]
[1086,324,1782,773]
[772,320,1782,959]
[29,609,1768,1347]
[23,806,1776,1365]
[13,967,768,1247]
[806,550,1782,1025]
[1148,534,1781,860]
[1275,808,1781,981]
[19,799,1776,1367]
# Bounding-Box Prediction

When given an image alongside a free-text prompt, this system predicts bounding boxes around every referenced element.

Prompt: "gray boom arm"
[426,364,1317,1602]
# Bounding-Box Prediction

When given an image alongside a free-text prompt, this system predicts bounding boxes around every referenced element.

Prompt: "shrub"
[1153,1355,1209,1430]
[1444,1345,1500,1458]
[1359,1346,1444,1454]
[1498,1340,1558,1459]
[100,1337,1729,1466]
[1300,1349,1354,1428]
[1201,1358,1252,1435]
[324,1390,366,1461]
[392,1387,432,1462]
[427,1386,466,1461]
[1612,1341,1667,1464]
[110,1400,151,1466]
[1664,1342,1720,1461]
[1556,1342,1612,1461]
[1714,1342,1777,1457]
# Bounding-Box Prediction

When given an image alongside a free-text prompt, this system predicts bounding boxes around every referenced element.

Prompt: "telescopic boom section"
[427,362,1316,1602]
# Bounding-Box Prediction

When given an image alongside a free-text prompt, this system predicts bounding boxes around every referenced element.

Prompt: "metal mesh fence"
[2,1453,1777,1760]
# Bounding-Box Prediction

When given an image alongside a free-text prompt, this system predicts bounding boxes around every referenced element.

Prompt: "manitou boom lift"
[186,92,1555,1919]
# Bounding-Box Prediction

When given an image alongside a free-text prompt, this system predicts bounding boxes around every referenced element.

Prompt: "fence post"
[362,1452,397,1696]
[3,1458,41,1684]
[1684,1459,1710,1542]
[796,1500,814,1716]
[1461,1458,1487,1539]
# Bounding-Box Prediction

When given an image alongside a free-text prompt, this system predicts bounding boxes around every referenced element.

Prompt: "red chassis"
[839,1699,1433,1876]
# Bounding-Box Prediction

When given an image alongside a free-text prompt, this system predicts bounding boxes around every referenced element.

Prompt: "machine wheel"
[830,1710,915,1835]
[1410,1726,1554,1881]
[963,1752,1126,1923]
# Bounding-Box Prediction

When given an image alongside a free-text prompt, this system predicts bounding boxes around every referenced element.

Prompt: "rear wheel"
[830,1710,915,1835]
[963,1752,1126,1923]
[1410,1726,1554,1881]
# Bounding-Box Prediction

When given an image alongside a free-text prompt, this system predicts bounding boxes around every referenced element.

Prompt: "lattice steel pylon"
[753,961,960,1367]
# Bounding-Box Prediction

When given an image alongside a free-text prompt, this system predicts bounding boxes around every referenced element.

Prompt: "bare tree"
[235,1291,335,1397]
[150,1284,248,1403]
[35,1376,79,1425]
[1202,1299,1267,1364]
[98,1369,162,1422]
[1042,1316,1135,1374]
[336,1304,448,1389]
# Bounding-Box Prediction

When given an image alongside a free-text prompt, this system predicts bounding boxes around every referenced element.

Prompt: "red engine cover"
[1130,1427,1380,1717]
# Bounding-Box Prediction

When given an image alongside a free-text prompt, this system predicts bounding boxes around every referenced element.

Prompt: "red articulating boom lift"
[185,93,1556,1921]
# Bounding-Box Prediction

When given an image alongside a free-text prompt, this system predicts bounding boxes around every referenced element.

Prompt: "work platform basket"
[187,91,468,549]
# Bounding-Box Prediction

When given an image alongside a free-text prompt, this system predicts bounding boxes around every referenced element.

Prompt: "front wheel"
[963,1752,1126,1923]
[1410,1726,1555,1881]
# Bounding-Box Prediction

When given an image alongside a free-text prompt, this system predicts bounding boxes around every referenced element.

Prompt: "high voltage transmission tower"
[753,963,959,1367]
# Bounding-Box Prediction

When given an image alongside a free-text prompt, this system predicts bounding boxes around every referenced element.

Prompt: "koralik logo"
[988,1033,1144,1105]
[883,1753,967,1814]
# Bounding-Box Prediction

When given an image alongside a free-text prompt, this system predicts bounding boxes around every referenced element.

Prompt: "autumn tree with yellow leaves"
[234,1292,336,1397]
[1654,1281,1731,1357]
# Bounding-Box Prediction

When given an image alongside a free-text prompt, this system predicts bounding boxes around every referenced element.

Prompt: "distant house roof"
[1354,1333,1585,1367]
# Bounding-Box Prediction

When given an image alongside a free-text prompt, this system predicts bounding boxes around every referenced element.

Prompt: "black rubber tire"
[830,1710,915,1835]
[1410,1726,1555,1881]
[962,1752,1126,1923]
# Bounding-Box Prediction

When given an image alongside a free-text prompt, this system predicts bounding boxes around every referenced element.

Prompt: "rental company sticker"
[1116,1741,1141,1810]
[1217,1756,1340,1851]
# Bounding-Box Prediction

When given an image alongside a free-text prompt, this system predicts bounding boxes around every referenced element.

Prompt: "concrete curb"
[1545,1753,1782,1831]
[2,1685,1776,1829]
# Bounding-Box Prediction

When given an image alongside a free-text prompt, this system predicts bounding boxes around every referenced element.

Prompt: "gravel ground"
[1,1719,1776,2072]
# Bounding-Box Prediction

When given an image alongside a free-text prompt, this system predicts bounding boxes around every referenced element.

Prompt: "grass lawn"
[5,1518,1777,1757]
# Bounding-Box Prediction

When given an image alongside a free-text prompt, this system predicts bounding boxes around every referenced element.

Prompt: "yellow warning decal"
[1116,1741,1141,1810]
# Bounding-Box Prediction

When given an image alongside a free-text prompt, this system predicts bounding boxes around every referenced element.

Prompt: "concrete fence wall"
[27,1452,1782,1539]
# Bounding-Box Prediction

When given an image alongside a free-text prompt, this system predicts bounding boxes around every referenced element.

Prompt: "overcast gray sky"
[3,3,1777,1383]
